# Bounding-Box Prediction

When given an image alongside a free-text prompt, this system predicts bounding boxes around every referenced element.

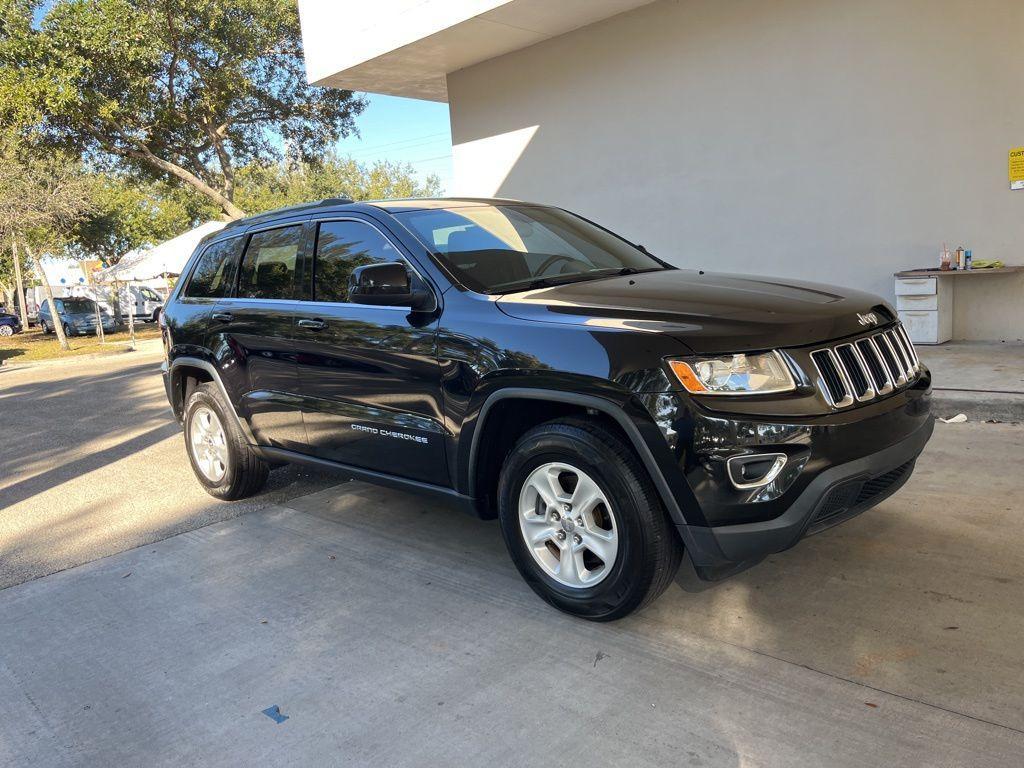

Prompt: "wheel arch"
[169,357,256,443]
[466,387,690,528]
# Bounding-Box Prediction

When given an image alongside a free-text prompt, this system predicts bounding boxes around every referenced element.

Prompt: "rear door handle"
[297,318,326,331]
[211,312,233,323]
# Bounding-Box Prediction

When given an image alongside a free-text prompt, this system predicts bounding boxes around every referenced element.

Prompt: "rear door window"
[238,226,303,300]
[185,237,243,298]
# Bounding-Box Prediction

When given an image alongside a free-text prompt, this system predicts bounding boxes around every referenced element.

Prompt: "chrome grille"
[810,324,920,409]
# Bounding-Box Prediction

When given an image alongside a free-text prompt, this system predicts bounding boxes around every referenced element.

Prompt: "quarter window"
[184,237,243,298]
[313,221,403,303]
[238,226,303,300]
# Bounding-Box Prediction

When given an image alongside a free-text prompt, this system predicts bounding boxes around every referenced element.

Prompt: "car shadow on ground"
[0,358,339,589]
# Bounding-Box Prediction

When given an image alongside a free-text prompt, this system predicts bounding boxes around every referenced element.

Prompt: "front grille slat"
[886,329,914,380]
[855,338,893,394]
[835,343,874,401]
[809,349,853,408]
[810,323,917,409]
[874,332,907,386]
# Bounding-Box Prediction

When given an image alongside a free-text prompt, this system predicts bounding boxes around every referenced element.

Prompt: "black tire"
[498,418,683,621]
[62,322,74,338]
[41,320,51,334]
[183,382,269,500]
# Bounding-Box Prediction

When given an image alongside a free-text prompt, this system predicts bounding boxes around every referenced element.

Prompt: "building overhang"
[298,0,656,102]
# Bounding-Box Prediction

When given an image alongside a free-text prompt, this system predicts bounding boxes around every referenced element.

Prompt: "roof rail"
[222,197,356,230]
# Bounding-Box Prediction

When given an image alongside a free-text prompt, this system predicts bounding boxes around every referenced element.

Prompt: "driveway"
[1,356,1022,768]
[0,350,337,589]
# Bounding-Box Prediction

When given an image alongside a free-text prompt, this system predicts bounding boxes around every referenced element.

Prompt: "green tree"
[234,154,443,214]
[0,139,97,350]
[70,175,218,265]
[2,0,365,220]
[0,235,32,318]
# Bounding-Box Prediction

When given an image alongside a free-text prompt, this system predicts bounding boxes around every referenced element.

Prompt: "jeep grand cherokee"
[161,198,933,620]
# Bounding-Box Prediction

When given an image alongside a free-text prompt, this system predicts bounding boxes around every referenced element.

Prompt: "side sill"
[259,446,481,517]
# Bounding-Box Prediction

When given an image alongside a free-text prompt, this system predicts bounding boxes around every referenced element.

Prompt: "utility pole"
[11,237,28,329]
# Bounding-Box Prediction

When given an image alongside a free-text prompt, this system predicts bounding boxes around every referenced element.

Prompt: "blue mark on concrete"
[262,705,289,724]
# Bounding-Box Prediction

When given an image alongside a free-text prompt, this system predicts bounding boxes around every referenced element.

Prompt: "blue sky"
[335,95,453,193]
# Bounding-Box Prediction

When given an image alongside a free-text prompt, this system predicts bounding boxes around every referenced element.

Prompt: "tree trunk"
[12,237,29,328]
[124,145,246,220]
[23,241,70,351]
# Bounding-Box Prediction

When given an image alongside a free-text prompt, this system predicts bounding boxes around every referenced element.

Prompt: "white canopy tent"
[95,221,226,283]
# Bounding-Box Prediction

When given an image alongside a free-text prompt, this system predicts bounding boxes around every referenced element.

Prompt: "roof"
[221,197,355,232]
[367,197,526,212]
[297,0,657,101]
[213,197,535,236]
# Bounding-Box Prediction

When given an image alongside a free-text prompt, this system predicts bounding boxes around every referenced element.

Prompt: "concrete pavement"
[919,341,1024,421]
[1,410,1023,764]
[0,350,338,589]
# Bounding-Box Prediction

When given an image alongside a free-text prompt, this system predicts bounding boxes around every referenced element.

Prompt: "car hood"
[495,269,894,354]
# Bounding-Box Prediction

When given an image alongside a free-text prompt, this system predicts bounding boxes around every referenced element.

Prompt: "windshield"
[395,204,669,293]
[60,298,97,315]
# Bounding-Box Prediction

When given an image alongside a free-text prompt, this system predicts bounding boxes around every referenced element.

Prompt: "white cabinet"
[895,276,951,344]
[894,277,937,296]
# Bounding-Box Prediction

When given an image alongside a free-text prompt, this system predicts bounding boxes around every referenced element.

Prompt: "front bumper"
[665,373,933,580]
[680,413,932,579]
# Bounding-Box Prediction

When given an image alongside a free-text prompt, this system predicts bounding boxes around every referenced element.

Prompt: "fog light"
[726,453,788,490]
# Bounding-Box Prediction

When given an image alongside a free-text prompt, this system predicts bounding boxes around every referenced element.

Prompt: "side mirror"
[349,262,434,311]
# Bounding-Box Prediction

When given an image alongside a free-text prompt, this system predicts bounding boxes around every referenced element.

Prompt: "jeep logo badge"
[856,312,879,326]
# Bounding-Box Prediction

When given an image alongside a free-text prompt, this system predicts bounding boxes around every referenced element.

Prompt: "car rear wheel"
[498,418,682,621]
[184,382,269,500]
[0,325,13,337]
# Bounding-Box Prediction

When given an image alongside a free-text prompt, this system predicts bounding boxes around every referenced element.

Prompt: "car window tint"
[314,221,402,303]
[185,237,243,298]
[237,226,302,300]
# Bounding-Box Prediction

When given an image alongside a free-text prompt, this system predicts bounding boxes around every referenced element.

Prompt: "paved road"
[1,422,1023,766]
[0,350,339,589]
[2,352,1023,765]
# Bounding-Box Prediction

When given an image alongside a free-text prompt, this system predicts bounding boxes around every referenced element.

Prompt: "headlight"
[667,351,796,395]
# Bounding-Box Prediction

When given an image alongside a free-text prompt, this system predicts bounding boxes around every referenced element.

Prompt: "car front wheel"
[498,418,682,621]
[0,325,13,337]
[183,382,269,500]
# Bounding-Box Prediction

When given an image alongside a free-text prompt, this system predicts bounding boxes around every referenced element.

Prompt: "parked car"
[38,297,117,337]
[126,285,165,323]
[161,197,933,620]
[0,310,22,337]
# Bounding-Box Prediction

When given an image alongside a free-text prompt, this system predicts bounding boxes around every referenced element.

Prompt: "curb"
[0,339,163,372]
[931,389,1024,423]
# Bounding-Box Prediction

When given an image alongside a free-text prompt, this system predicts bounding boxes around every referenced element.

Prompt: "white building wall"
[448,0,1024,340]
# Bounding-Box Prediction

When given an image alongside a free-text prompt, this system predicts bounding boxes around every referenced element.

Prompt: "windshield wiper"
[498,266,663,294]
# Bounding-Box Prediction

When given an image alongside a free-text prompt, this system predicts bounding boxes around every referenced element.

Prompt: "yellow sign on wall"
[1010,147,1024,190]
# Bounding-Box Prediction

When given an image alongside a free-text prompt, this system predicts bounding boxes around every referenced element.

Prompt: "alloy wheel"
[518,462,619,588]
[0,325,13,337]
[190,406,229,482]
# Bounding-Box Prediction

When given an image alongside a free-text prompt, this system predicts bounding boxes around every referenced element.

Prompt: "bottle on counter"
[940,244,951,271]
[965,249,973,270]
[955,246,965,270]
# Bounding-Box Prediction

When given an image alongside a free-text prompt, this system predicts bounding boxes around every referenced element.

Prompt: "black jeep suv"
[161,197,933,620]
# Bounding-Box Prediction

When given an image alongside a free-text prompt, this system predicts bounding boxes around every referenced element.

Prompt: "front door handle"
[297,318,326,331]
[211,312,233,323]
